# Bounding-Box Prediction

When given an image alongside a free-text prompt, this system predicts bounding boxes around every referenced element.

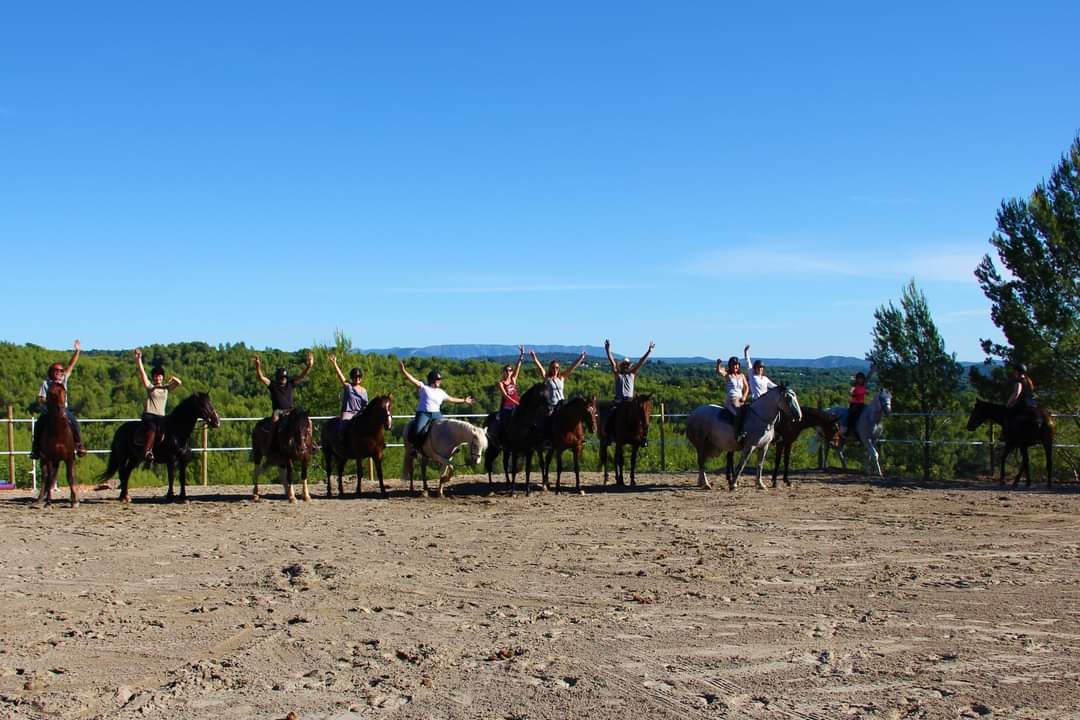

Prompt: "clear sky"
[3,2,1077,360]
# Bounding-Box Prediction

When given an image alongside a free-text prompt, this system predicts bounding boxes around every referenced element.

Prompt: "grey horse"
[685,385,802,491]
[825,388,893,476]
[402,418,488,497]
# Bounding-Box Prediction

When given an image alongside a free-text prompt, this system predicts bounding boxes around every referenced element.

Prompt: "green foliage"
[868,280,965,480]
[973,134,1080,411]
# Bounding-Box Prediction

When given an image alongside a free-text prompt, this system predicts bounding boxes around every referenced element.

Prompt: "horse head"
[46,382,67,410]
[585,395,599,434]
[282,408,313,456]
[467,424,488,465]
[380,394,393,430]
[194,392,221,428]
[966,399,991,431]
[780,386,802,422]
[877,389,893,417]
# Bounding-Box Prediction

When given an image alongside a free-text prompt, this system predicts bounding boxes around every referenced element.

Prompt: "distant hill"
[360,344,873,369]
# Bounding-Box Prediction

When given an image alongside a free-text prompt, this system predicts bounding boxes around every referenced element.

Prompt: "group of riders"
[29,338,1045,461]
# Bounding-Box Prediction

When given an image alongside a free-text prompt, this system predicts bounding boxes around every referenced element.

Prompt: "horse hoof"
[31,500,44,509]
[697,479,710,489]
[251,494,262,503]
[70,500,79,508]
[578,490,585,496]
[756,481,767,490]
[288,496,297,504]
[302,494,312,502]
[120,495,131,504]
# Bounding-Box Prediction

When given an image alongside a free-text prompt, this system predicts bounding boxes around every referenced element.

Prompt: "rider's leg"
[734,405,748,443]
[68,410,87,456]
[30,413,46,459]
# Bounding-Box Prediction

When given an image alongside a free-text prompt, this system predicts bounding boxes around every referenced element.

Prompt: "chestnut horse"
[599,395,652,488]
[770,406,843,487]
[321,394,393,498]
[101,392,221,503]
[251,408,316,502]
[967,399,1055,487]
[34,383,78,508]
[540,395,599,494]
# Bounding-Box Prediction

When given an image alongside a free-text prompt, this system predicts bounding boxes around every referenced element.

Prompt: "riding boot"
[143,428,156,463]
[71,415,87,457]
[30,416,45,459]
[734,406,748,444]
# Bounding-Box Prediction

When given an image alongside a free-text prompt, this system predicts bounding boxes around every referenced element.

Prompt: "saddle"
[408,420,434,450]
[715,406,736,425]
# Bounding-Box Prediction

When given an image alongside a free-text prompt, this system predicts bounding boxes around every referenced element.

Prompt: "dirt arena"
[1,471,1078,720]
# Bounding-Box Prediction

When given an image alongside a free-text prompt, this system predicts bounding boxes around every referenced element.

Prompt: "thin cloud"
[385,283,645,295]
[683,247,982,284]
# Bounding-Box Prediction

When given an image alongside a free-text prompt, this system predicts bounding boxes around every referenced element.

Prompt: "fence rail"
[4,405,1078,490]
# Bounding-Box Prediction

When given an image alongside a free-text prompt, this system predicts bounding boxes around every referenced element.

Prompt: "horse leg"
[284,464,296,503]
[165,462,175,500]
[755,444,770,490]
[725,451,734,489]
[732,448,755,491]
[374,456,387,497]
[1020,447,1031,487]
[770,443,783,487]
[869,439,883,477]
[695,446,711,489]
[629,444,639,487]
[66,458,78,508]
[600,438,609,486]
[300,461,311,502]
[1045,440,1053,488]
[554,450,562,495]
[573,446,582,495]
[118,462,133,504]
[524,450,533,497]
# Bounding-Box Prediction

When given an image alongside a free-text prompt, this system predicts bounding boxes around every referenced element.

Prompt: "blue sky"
[2,2,1077,360]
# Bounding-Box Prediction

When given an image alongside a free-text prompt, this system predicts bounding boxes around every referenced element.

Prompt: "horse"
[967,398,1055,487]
[770,406,843,487]
[598,395,652,488]
[483,383,549,496]
[33,383,79,508]
[685,385,802,491]
[540,395,599,494]
[101,392,221,503]
[321,395,394,498]
[402,417,488,497]
[251,408,316,502]
[825,389,893,476]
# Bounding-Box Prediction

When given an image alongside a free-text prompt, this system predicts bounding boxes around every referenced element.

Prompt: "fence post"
[201,423,209,486]
[6,405,14,486]
[658,402,666,472]
[29,416,36,493]
[922,413,931,482]
[368,458,375,486]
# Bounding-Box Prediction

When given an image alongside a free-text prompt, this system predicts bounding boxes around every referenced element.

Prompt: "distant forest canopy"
[0,340,918,420]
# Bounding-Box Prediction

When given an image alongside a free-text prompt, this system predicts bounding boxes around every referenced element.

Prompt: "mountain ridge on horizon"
[360,343,875,369]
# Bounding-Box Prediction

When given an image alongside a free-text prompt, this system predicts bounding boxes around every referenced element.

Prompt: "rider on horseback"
[30,339,86,459]
[846,363,875,440]
[254,352,315,446]
[329,354,368,420]
[1005,362,1039,437]
[716,354,749,444]
[496,346,525,426]
[603,339,654,447]
[530,349,587,447]
[399,361,474,447]
[134,348,182,462]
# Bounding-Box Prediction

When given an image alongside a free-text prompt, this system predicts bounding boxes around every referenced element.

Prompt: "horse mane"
[519,383,545,407]
[46,383,66,406]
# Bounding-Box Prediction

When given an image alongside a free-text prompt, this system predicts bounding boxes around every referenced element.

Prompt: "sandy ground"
[1,470,1079,720]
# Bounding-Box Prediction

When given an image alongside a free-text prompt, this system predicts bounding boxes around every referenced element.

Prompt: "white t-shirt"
[39,376,69,408]
[748,375,777,401]
[417,384,449,413]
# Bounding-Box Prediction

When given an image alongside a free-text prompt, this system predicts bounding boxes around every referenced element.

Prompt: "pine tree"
[973,134,1080,409]
[868,280,964,480]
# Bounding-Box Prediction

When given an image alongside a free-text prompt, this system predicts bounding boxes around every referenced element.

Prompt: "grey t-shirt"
[615,372,635,401]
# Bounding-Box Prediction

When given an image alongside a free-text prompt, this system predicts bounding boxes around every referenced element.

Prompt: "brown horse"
[540,395,598,494]
[770,406,843,487]
[251,408,316,502]
[321,395,393,498]
[484,383,549,496]
[967,399,1055,487]
[34,384,79,508]
[599,395,652,487]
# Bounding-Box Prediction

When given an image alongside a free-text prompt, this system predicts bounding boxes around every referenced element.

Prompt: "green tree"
[868,280,964,480]
[973,134,1080,410]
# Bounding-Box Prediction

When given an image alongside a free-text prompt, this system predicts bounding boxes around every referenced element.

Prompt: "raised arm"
[167,375,183,390]
[293,351,315,383]
[398,360,422,388]
[563,350,587,377]
[604,339,617,373]
[66,339,82,376]
[328,353,348,386]
[743,344,752,369]
[865,362,875,386]
[134,348,150,388]
[253,355,270,386]
[716,358,728,378]
[511,345,524,381]
[529,350,546,378]
[631,341,655,374]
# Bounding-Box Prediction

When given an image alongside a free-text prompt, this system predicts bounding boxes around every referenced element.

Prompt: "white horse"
[402,418,489,497]
[825,388,893,476]
[685,385,802,491]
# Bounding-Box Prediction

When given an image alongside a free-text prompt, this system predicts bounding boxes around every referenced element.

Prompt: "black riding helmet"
[1014,362,1029,375]
[349,367,363,381]
[150,365,166,379]
[275,367,288,381]
[427,369,442,384]
[727,356,740,373]
[752,359,765,372]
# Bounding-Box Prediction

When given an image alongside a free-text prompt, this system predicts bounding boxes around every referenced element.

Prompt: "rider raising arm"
[399,360,474,441]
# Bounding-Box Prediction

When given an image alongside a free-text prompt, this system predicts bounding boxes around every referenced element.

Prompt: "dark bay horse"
[541,395,598,494]
[770,406,843,487]
[599,396,652,488]
[484,383,549,496]
[321,395,393,498]
[101,392,221,503]
[34,384,78,508]
[252,408,316,502]
[967,399,1055,487]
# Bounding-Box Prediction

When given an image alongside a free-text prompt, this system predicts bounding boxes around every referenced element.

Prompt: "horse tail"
[99,427,127,482]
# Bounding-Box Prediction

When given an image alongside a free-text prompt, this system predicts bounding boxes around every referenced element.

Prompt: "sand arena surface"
[1,472,1079,720]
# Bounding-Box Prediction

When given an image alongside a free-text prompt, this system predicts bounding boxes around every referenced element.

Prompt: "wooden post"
[367,458,375,485]
[201,423,209,486]
[6,405,15,486]
[658,402,666,472]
